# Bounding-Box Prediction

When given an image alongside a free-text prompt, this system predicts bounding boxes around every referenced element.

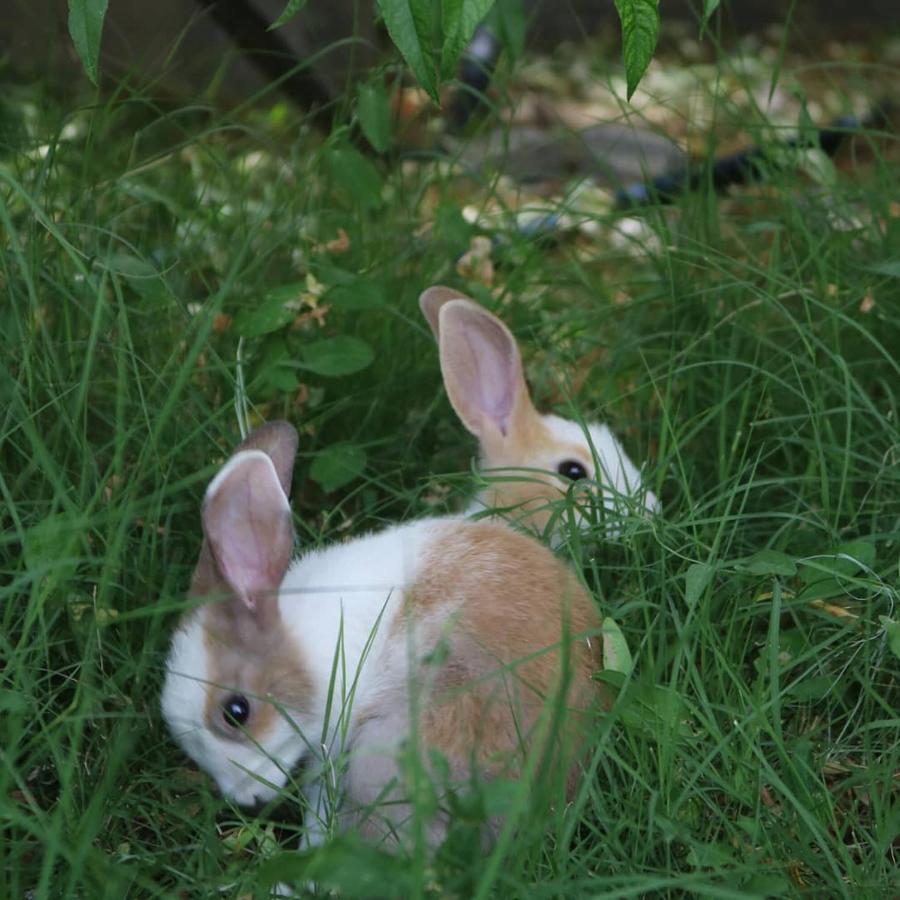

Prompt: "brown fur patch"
[187,537,312,744]
[480,417,595,532]
[200,607,312,742]
[400,521,607,795]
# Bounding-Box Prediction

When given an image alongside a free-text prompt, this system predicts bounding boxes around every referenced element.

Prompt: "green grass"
[2,28,899,899]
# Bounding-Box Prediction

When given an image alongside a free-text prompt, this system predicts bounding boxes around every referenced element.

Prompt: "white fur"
[161,613,304,806]
[541,414,660,514]
[466,413,659,529]
[162,517,459,812]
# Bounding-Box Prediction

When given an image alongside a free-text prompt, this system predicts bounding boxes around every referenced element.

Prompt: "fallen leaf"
[290,303,331,330]
[809,599,859,620]
[456,235,494,286]
[213,313,232,333]
[316,227,351,254]
[760,784,781,811]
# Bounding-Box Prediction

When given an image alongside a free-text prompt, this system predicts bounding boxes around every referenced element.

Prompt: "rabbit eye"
[222,694,250,728]
[557,460,588,481]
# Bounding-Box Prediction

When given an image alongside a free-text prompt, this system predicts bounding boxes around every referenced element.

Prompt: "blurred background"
[5,0,899,106]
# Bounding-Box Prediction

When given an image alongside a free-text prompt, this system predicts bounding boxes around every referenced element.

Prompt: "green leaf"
[269,0,310,30]
[325,280,385,310]
[261,836,412,896]
[784,675,836,702]
[0,690,29,715]
[357,82,392,154]
[24,514,78,571]
[296,335,374,377]
[101,253,158,279]
[434,203,472,254]
[600,618,633,675]
[684,562,714,608]
[326,145,384,210]
[264,364,300,393]
[233,283,306,337]
[867,260,900,278]
[441,0,495,80]
[376,0,439,102]
[878,617,900,660]
[310,443,367,493]
[480,777,520,817]
[67,0,108,86]
[797,540,876,601]
[486,0,526,61]
[735,549,797,578]
[613,0,660,100]
[617,679,691,740]
[686,841,734,869]
[816,540,876,577]
[700,0,720,32]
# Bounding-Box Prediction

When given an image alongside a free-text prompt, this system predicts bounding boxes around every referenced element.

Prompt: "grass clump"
[1,25,899,899]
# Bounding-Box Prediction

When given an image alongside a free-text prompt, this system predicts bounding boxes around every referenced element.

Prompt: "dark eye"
[222,694,250,728]
[557,460,588,481]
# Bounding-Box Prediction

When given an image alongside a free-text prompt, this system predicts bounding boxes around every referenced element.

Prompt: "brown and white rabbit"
[162,422,604,849]
[419,286,659,535]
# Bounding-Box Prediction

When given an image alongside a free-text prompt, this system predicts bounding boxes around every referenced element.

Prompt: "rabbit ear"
[419,285,469,341]
[437,298,540,446]
[233,420,298,498]
[201,450,294,620]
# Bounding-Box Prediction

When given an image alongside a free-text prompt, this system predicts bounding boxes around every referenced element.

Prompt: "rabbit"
[419,286,659,536]
[161,421,605,852]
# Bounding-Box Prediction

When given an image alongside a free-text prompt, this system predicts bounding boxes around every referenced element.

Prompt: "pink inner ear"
[203,452,294,610]
[463,322,516,434]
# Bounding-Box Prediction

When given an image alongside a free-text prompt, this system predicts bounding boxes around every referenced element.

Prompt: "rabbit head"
[420,286,659,534]
[161,422,312,807]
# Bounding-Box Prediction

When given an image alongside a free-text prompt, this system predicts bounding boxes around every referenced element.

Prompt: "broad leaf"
[264,364,300,393]
[616,679,692,740]
[261,835,412,896]
[326,280,385,310]
[434,203,473,254]
[357,82,392,154]
[879,616,900,661]
[686,841,734,869]
[613,0,660,100]
[797,540,876,601]
[24,514,78,571]
[377,0,439,102]
[601,618,633,675]
[784,675,836,702]
[233,283,307,337]
[684,562,714,607]
[735,549,797,578]
[867,261,900,278]
[326,146,384,210]
[0,690,28,714]
[269,0,310,30]
[297,335,374,377]
[310,443,367,493]
[441,0,495,80]
[486,0,526,61]
[68,0,109,86]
